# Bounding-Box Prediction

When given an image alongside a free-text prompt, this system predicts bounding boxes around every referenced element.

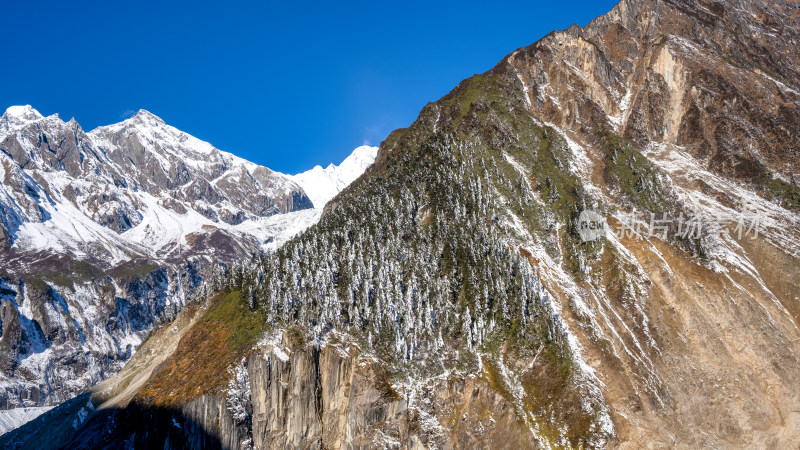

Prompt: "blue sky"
[2,0,619,174]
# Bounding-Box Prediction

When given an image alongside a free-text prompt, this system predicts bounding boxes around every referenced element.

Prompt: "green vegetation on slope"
[211,64,609,442]
[1,260,105,292]
[766,177,800,211]
[596,130,673,213]
[109,261,161,285]
[136,291,265,406]
[203,290,267,353]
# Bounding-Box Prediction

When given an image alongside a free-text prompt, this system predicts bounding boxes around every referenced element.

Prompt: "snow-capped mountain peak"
[3,105,43,121]
[0,106,319,261]
[290,145,378,208]
[131,108,164,122]
[335,144,378,177]
[1,105,46,137]
[92,108,209,150]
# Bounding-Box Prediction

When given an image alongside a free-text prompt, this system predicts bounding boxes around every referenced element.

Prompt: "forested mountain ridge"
[5,0,800,447]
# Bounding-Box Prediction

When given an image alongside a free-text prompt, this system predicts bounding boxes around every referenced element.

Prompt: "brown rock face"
[26,318,539,450]
[499,0,800,446]
[244,339,539,450]
[510,0,800,182]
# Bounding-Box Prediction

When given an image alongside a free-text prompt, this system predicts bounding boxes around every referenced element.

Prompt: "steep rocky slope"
[4,0,800,447]
[0,107,375,414]
[501,0,800,445]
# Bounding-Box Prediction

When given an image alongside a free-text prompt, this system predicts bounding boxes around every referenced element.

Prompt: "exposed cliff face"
[3,295,550,449]
[509,0,800,191]
[244,336,551,450]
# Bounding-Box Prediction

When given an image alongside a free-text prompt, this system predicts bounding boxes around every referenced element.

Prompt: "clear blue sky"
[2,0,619,174]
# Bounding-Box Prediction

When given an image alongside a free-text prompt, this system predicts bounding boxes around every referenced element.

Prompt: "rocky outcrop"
[0,300,24,377]
[0,257,219,410]
[6,319,541,449]
[245,341,421,449]
[509,0,800,187]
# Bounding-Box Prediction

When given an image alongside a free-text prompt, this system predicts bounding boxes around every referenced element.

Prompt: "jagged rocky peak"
[0,106,70,151]
[0,102,315,254]
[91,108,213,158]
[87,109,313,217]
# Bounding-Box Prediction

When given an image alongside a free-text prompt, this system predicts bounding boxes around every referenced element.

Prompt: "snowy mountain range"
[3,106,292,263]
[289,145,378,208]
[0,105,376,414]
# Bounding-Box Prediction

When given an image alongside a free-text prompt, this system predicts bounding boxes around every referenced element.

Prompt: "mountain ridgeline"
[3,0,800,448]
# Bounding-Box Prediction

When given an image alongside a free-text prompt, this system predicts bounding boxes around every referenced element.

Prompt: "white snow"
[8,178,325,263]
[258,330,291,362]
[71,397,94,430]
[541,121,594,178]
[510,63,533,110]
[289,145,378,208]
[0,105,47,141]
[0,407,53,435]
[225,358,252,423]
[1,107,376,263]
[607,88,633,132]
[3,105,43,120]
